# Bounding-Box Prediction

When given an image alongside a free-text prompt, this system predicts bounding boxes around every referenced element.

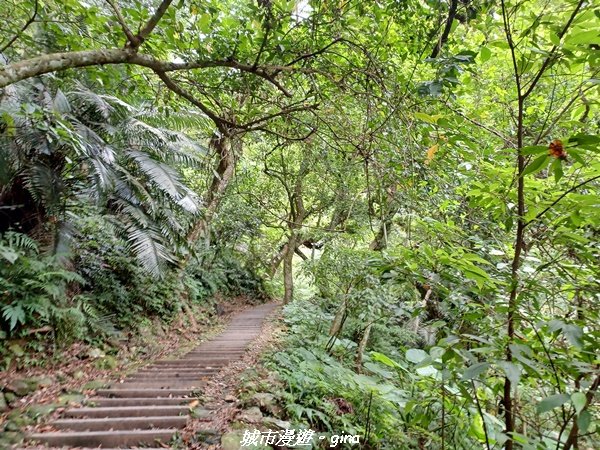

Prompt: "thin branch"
[524,175,600,229]
[443,102,512,144]
[521,0,585,99]
[104,0,138,46]
[285,37,343,67]
[246,125,316,141]
[136,0,174,44]
[471,380,492,450]
[535,81,598,144]
[252,20,271,69]
[239,103,318,130]
[153,70,231,133]
[430,0,458,58]
[0,0,38,54]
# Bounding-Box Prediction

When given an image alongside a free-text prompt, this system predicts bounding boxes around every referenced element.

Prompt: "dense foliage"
[1,0,598,448]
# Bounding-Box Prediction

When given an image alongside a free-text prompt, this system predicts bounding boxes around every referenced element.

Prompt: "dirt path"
[16,302,279,450]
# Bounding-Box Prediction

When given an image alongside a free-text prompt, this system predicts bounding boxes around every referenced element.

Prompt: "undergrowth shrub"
[264,300,410,449]
[0,231,87,340]
[1,216,269,369]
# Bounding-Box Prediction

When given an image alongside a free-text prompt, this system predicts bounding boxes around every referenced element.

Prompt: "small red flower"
[548,139,567,160]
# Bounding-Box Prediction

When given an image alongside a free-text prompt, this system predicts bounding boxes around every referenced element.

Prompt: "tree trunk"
[178,132,239,330]
[369,217,393,251]
[282,232,297,303]
[329,301,347,337]
[186,132,239,245]
[326,300,347,352]
[355,322,372,373]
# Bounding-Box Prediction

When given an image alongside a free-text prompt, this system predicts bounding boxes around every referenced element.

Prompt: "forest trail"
[19,302,279,449]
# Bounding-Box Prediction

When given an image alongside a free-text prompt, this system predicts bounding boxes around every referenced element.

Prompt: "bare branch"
[239,103,318,130]
[285,37,343,67]
[0,49,316,89]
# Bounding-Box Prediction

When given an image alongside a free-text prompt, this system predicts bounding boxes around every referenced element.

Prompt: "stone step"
[28,429,177,447]
[96,388,198,398]
[65,405,189,418]
[185,351,246,355]
[87,397,197,407]
[53,415,188,431]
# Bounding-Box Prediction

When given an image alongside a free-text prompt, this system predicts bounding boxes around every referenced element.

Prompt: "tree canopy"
[1,0,599,448]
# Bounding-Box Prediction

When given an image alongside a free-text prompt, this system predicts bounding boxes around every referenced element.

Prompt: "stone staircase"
[20,302,278,449]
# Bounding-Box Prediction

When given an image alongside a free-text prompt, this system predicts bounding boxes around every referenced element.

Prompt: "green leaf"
[520,145,548,155]
[2,304,26,331]
[9,343,24,356]
[197,13,212,33]
[371,352,400,368]
[562,324,583,349]
[571,392,587,415]
[550,158,564,182]
[480,47,492,62]
[537,393,570,413]
[406,348,428,364]
[568,149,586,165]
[566,30,600,46]
[522,154,550,177]
[568,133,600,150]
[497,361,521,385]
[577,410,591,433]
[462,362,490,381]
[414,112,442,124]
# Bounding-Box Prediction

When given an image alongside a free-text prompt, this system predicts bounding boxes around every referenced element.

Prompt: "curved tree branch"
[0,0,38,54]
[104,0,137,46]
[136,0,174,46]
[430,0,458,58]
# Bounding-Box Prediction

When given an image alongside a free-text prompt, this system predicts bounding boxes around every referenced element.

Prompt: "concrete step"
[136,367,219,372]
[28,429,177,447]
[24,302,279,449]
[125,375,208,381]
[87,397,198,407]
[186,348,246,356]
[154,358,238,364]
[53,415,188,431]
[186,352,246,356]
[146,360,231,366]
[110,381,203,389]
[128,370,213,375]
[65,405,189,418]
[96,388,198,398]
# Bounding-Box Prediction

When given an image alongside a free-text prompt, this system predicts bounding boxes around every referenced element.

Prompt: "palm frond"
[126,225,174,277]
[127,150,186,200]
